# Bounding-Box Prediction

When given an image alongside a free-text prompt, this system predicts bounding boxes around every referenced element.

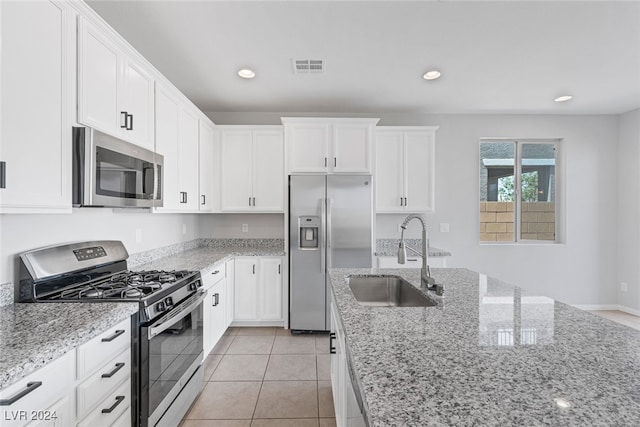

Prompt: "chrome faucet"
[397,214,437,290]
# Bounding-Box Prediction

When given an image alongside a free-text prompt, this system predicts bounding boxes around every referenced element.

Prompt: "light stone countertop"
[0,302,138,390]
[329,267,640,427]
[130,245,286,274]
[375,238,452,257]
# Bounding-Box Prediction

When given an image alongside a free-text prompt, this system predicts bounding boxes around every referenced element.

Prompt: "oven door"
[141,289,206,427]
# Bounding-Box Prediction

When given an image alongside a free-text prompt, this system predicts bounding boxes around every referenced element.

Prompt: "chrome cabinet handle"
[201,195,206,205]
[252,197,256,206]
[127,113,133,130]
[249,197,252,206]
[324,157,327,167]
[0,382,42,406]
[101,395,125,414]
[329,333,336,354]
[404,197,408,206]
[278,264,281,274]
[101,329,125,342]
[101,363,125,378]
[120,111,128,128]
[334,157,337,167]
[252,264,256,274]
[214,293,219,306]
[211,270,220,275]
[400,197,403,206]
[0,161,6,189]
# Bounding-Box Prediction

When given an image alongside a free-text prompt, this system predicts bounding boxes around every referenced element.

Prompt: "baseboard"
[571,304,619,311]
[572,304,640,317]
[230,320,285,327]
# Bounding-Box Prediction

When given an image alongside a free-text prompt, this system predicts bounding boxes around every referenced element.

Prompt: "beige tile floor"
[588,310,640,330]
[181,327,336,427]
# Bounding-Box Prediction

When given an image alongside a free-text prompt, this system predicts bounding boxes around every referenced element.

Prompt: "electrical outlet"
[621,282,628,292]
[439,223,450,233]
[242,224,249,233]
[135,228,142,243]
[182,224,187,235]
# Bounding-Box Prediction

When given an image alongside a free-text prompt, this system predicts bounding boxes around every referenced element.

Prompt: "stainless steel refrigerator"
[289,175,374,332]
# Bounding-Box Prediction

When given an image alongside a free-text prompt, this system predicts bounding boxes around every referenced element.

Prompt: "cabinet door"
[287,124,329,173]
[221,130,253,211]
[225,259,235,326]
[332,124,372,173]
[0,0,73,212]
[198,120,215,211]
[258,258,283,321]
[234,258,257,320]
[121,58,154,150]
[253,130,284,212]
[404,131,435,212]
[154,85,180,210]
[211,280,227,346]
[178,106,200,210]
[77,17,120,136]
[375,132,404,212]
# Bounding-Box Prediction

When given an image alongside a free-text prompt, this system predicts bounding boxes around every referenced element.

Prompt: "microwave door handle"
[148,289,207,340]
[154,163,161,200]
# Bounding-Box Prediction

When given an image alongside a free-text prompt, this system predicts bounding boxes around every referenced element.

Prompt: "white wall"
[209,111,620,307]
[199,214,284,239]
[617,108,640,314]
[0,209,200,285]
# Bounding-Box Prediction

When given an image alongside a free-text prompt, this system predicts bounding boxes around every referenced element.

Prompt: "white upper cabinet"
[78,17,154,151]
[0,0,74,213]
[283,118,379,174]
[219,126,284,212]
[375,127,437,213]
[198,119,216,212]
[154,83,199,212]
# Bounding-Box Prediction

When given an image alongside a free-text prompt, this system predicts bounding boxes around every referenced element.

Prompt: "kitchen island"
[329,267,640,426]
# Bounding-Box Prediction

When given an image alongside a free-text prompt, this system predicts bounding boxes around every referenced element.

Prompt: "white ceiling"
[86,0,640,115]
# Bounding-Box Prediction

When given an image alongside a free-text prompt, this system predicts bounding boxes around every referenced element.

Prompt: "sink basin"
[346,275,436,307]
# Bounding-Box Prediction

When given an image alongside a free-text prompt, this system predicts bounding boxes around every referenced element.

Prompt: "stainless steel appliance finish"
[73,126,163,208]
[346,275,436,307]
[289,175,374,331]
[17,241,204,427]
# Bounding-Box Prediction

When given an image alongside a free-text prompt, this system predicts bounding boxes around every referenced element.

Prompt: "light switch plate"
[135,228,142,243]
[242,224,249,233]
[439,223,450,233]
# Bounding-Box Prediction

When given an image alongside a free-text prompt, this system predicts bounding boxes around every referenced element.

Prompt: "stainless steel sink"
[346,275,436,307]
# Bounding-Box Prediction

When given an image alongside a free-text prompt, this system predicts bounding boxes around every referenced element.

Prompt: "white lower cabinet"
[75,317,132,426]
[0,351,74,427]
[0,317,132,427]
[331,297,366,427]
[202,263,228,356]
[233,257,283,325]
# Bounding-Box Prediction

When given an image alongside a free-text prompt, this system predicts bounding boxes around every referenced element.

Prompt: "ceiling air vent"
[292,59,325,74]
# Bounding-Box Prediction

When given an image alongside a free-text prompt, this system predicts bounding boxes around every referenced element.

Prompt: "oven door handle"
[148,289,207,340]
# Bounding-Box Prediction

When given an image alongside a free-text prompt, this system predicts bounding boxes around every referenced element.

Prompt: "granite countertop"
[0,302,138,390]
[130,245,286,274]
[329,267,640,426]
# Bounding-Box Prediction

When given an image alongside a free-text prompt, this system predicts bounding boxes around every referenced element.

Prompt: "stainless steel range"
[18,241,205,427]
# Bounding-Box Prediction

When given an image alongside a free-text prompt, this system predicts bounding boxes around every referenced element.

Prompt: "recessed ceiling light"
[554,95,573,102]
[238,69,255,79]
[422,70,441,80]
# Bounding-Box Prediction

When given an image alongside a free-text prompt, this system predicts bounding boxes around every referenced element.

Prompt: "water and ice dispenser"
[298,216,319,249]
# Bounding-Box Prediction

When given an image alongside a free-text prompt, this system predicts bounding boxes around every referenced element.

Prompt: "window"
[479,139,559,243]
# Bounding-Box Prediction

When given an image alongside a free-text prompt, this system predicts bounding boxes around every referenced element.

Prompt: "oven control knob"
[164,297,173,308]
[156,301,165,312]
[189,282,197,291]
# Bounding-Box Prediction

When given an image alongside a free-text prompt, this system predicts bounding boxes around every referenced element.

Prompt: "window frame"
[479,138,562,244]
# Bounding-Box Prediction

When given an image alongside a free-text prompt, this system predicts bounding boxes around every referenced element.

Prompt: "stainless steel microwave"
[73,127,163,208]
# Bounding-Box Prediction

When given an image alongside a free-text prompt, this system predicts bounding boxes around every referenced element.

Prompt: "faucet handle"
[435,283,444,296]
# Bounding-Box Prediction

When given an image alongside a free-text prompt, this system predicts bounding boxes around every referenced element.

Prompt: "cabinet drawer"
[111,407,132,427]
[24,396,71,427]
[202,263,226,289]
[77,380,130,427]
[0,351,74,427]
[76,348,130,420]
[76,318,130,378]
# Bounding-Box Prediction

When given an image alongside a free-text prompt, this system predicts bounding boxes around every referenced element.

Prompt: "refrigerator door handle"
[320,198,326,273]
[327,198,333,268]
